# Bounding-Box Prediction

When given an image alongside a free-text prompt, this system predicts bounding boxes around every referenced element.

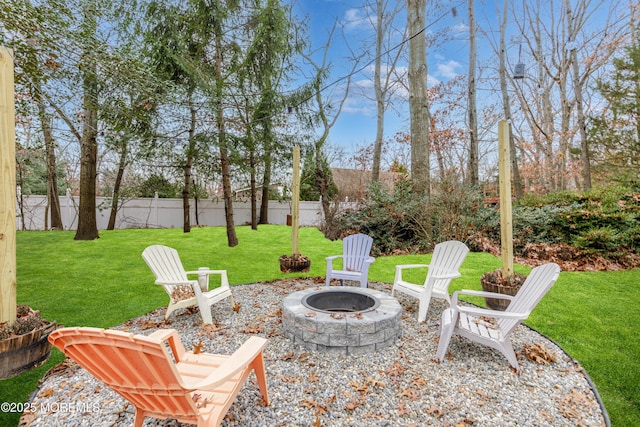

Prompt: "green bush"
[328,178,481,255]
[330,179,429,255]
[574,226,620,251]
[471,185,640,259]
[329,183,640,260]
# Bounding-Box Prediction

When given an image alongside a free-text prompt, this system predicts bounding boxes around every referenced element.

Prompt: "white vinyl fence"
[16,194,326,231]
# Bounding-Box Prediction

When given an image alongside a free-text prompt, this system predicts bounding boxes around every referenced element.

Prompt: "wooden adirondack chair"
[391,240,469,323]
[49,327,269,427]
[142,245,232,324]
[325,233,375,288]
[436,263,561,370]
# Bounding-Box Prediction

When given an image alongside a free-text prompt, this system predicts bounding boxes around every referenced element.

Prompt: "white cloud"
[436,60,461,79]
[342,8,372,31]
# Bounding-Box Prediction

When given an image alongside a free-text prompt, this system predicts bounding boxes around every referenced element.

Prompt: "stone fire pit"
[282,287,402,355]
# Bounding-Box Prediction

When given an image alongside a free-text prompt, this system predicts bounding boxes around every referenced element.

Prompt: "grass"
[2,225,638,426]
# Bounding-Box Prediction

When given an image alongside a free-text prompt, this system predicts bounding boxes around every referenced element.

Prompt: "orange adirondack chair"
[49,327,269,427]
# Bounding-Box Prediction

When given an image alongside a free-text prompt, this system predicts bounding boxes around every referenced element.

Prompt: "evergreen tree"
[592,25,640,184]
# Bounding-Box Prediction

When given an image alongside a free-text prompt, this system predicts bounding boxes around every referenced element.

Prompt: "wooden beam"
[291,146,300,255]
[498,120,514,278]
[0,46,16,325]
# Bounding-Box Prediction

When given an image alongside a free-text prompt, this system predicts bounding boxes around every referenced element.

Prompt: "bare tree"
[407,0,431,198]
[513,0,626,191]
[467,0,479,187]
[368,0,406,182]
[302,20,362,222]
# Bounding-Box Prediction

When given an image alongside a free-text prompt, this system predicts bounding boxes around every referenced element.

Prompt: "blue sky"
[292,0,480,157]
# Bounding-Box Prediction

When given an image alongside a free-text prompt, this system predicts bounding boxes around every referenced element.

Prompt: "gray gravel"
[22,279,606,427]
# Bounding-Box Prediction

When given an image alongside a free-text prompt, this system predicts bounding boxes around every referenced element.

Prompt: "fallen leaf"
[203,323,223,334]
[427,405,443,418]
[396,401,410,416]
[39,388,55,398]
[300,398,317,408]
[397,388,419,401]
[522,342,556,365]
[281,351,295,361]
[239,324,264,334]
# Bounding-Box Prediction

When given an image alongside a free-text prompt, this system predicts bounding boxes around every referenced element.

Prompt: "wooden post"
[291,146,300,255]
[0,46,17,326]
[498,120,514,278]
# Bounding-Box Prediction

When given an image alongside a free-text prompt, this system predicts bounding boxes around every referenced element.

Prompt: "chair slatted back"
[343,234,373,272]
[499,263,560,333]
[426,240,470,294]
[49,328,197,420]
[142,245,188,284]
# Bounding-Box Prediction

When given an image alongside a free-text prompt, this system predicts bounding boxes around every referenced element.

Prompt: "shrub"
[326,178,481,255]
[574,226,620,251]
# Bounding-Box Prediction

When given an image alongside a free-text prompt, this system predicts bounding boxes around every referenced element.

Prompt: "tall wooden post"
[0,46,17,326]
[291,146,300,255]
[498,120,514,278]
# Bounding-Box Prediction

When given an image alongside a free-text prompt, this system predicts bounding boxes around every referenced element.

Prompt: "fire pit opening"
[302,289,379,313]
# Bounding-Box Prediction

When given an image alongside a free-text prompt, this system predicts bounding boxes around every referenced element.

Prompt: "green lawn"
[2,226,638,426]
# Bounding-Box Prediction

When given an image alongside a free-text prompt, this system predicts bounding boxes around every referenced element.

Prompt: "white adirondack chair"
[325,233,375,288]
[142,245,233,324]
[391,240,469,323]
[436,263,561,370]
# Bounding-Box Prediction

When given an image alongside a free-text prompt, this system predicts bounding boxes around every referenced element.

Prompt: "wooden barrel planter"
[279,254,311,273]
[480,269,526,311]
[0,321,57,379]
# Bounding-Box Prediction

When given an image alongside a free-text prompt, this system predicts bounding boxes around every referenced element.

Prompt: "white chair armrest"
[186,269,227,276]
[451,290,527,320]
[395,264,429,271]
[155,279,195,286]
[186,269,230,291]
[365,256,375,265]
[432,272,462,280]
[454,304,528,320]
[452,289,515,303]
[325,255,343,261]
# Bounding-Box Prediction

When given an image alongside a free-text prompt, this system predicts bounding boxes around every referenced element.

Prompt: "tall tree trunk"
[371,0,385,182]
[407,0,431,198]
[250,149,258,230]
[565,0,591,190]
[35,86,63,230]
[315,140,331,222]
[74,12,99,241]
[467,0,479,187]
[183,93,196,233]
[259,138,272,224]
[215,21,238,246]
[107,144,127,230]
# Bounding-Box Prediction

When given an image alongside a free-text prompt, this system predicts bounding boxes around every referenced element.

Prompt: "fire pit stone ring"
[282,287,402,355]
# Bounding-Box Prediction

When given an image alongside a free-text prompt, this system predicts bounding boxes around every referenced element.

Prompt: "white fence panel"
[16,195,327,231]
